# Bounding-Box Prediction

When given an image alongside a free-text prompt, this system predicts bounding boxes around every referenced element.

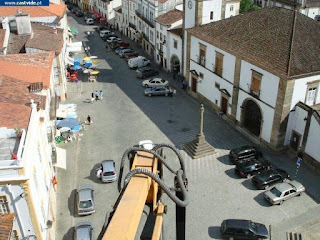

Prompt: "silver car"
[142,78,169,88]
[76,185,95,216]
[99,160,117,183]
[144,86,172,97]
[74,222,93,240]
[264,180,305,205]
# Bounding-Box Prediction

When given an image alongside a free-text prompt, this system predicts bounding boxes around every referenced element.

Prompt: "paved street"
[55,13,319,240]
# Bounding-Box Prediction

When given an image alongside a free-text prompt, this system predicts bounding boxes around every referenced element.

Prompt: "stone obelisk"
[183,104,216,159]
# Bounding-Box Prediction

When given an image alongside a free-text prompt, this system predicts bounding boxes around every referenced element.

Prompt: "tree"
[240,0,260,14]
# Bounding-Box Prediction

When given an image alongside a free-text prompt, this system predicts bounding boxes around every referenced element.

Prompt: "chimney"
[15,12,32,36]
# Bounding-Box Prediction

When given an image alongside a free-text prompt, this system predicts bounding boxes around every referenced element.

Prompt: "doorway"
[191,77,197,92]
[242,100,262,137]
[290,131,301,151]
[220,96,228,114]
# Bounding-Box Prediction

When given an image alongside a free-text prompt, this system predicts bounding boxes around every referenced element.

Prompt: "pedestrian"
[87,115,92,125]
[178,71,182,81]
[182,80,188,90]
[172,88,177,98]
[99,90,104,100]
[91,92,95,103]
[95,90,99,101]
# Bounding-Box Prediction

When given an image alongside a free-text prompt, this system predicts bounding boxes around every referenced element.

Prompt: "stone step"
[183,143,215,155]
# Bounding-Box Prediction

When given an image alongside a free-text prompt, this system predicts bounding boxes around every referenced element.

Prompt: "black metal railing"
[129,23,136,30]
[135,10,155,28]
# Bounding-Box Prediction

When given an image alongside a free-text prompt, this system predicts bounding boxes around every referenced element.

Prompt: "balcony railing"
[129,22,136,30]
[249,87,260,98]
[135,10,155,28]
[197,56,206,67]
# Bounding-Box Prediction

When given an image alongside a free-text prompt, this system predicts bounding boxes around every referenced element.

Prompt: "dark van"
[229,145,262,164]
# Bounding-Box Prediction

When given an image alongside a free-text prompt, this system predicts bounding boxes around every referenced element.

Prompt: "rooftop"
[0,51,55,88]
[155,9,182,26]
[187,7,320,79]
[0,3,66,18]
[168,25,183,37]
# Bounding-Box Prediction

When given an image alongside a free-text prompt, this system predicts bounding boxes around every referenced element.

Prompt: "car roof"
[224,219,251,229]
[75,223,92,239]
[274,182,293,192]
[139,66,151,71]
[78,185,93,200]
[102,160,115,171]
[233,145,255,154]
[237,159,259,167]
[152,78,163,81]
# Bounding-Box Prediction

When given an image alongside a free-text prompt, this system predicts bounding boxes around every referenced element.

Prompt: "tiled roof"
[0,75,46,110]
[0,3,66,18]
[114,6,122,13]
[155,9,182,25]
[305,0,320,8]
[0,213,15,240]
[6,33,30,54]
[0,102,31,130]
[0,51,54,88]
[168,25,182,37]
[158,0,169,3]
[0,29,6,49]
[26,23,64,54]
[187,7,320,78]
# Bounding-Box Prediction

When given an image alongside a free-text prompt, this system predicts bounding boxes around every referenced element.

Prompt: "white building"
[258,0,320,20]
[95,0,122,24]
[135,0,183,58]
[155,9,183,71]
[184,7,320,153]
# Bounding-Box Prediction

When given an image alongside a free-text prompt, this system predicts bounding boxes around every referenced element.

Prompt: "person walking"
[87,115,92,125]
[172,88,177,98]
[182,80,188,90]
[91,92,95,103]
[99,90,104,100]
[95,90,99,101]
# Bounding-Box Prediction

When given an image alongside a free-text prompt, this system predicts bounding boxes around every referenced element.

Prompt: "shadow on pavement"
[68,189,76,217]
[85,163,106,184]
[224,169,239,179]
[62,227,74,240]
[208,226,221,239]
[254,192,272,207]
[216,154,233,165]
[241,179,258,191]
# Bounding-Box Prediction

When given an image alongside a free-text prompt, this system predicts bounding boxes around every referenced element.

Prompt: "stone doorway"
[242,100,262,137]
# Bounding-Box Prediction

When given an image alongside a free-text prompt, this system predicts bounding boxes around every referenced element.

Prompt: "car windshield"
[270,187,282,197]
[250,221,258,231]
[151,87,157,91]
[103,171,114,176]
[79,200,92,208]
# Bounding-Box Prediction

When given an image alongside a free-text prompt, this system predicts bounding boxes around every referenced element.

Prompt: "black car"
[67,4,74,10]
[252,168,289,190]
[75,10,84,17]
[235,158,271,178]
[221,219,268,239]
[71,7,79,14]
[229,145,263,164]
[136,67,159,79]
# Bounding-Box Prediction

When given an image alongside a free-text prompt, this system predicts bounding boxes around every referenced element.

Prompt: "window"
[306,87,317,105]
[150,31,154,42]
[215,52,224,77]
[215,82,220,89]
[230,5,234,11]
[160,33,162,41]
[0,196,10,215]
[174,40,178,49]
[199,44,206,67]
[250,71,262,97]
[210,11,214,20]
[164,35,166,43]
[157,31,159,39]
[164,58,167,69]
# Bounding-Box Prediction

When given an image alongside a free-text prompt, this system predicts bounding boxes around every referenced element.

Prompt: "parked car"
[124,52,139,60]
[75,10,84,17]
[220,219,268,239]
[121,50,135,58]
[71,7,79,14]
[67,4,74,11]
[142,78,169,88]
[126,55,139,62]
[94,26,108,33]
[85,14,95,21]
[96,159,117,183]
[264,180,305,205]
[76,185,95,216]
[74,222,93,240]
[107,36,121,43]
[145,86,172,97]
[102,33,116,41]
[86,18,94,25]
[119,49,133,58]
[229,145,263,164]
[115,47,128,54]
[128,56,151,69]
[235,158,272,178]
[100,30,112,38]
[118,41,130,47]
[252,168,289,190]
[136,67,159,78]
[110,43,120,50]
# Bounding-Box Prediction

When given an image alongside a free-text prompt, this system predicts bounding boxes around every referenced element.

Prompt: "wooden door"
[221,96,228,114]
[192,77,197,92]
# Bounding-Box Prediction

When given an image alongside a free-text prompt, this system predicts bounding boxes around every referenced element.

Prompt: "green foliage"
[240,0,260,14]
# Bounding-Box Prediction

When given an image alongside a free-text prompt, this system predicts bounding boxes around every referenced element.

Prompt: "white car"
[100,30,111,38]
[86,18,94,25]
[107,36,121,43]
[142,78,169,88]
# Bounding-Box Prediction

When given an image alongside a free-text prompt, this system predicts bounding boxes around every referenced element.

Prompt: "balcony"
[249,87,260,98]
[143,33,149,41]
[129,23,136,30]
[197,56,206,67]
[135,10,155,28]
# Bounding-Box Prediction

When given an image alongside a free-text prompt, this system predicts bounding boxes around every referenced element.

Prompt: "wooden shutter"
[215,52,224,77]
[251,71,262,96]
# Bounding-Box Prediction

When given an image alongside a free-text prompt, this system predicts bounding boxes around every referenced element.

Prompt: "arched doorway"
[241,99,262,137]
[170,55,180,72]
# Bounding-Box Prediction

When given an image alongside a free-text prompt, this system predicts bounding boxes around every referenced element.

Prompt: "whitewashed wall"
[225,1,240,18]
[184,0,196,29]
[201,0,222,24]
[291,75,320,109]
[284,105,308,146]
[239,61,280,108]
[168,32,182,70]
[305,115,320,162]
